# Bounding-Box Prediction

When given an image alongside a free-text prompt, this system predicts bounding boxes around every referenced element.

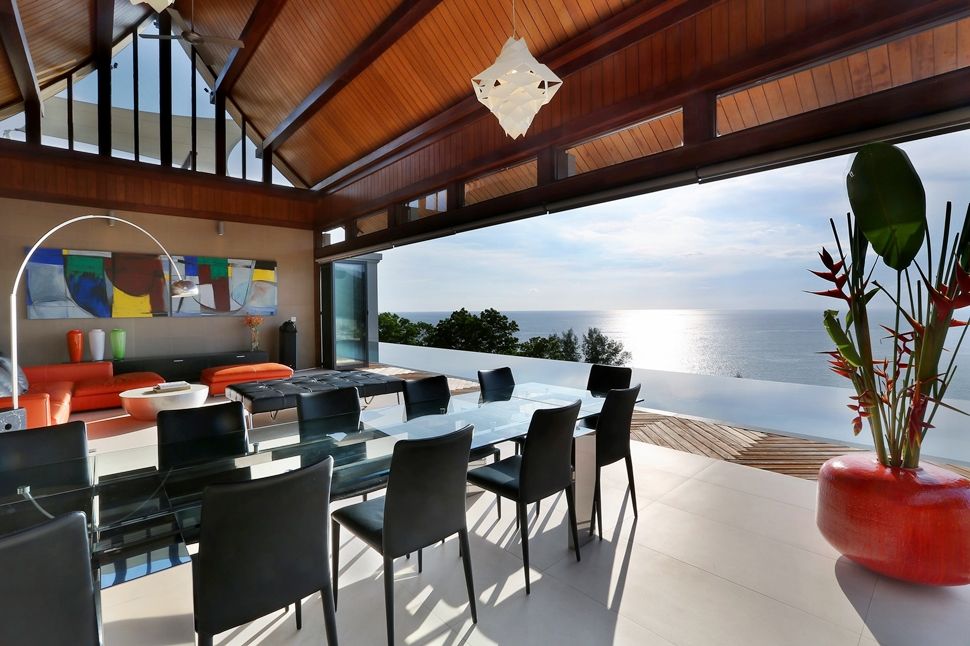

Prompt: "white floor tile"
[860,575,970,646]
[692,459,820,510]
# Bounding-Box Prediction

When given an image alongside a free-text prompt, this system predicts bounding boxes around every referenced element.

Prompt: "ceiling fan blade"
[195,35,245,48]
[140,34,181,40]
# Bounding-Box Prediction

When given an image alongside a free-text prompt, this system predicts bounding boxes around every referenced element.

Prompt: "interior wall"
[0,198,317,369]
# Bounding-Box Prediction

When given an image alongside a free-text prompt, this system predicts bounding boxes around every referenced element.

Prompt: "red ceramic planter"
[66,329,83,363]
[817,453,970,586]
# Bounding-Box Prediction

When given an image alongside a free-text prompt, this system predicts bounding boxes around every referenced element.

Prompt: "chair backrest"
[520,400,581,503]
[478,367,515,402]
[156,401,248,471]
[595,385,641,466]
[0,512,99,646]
[586,364,633,394]
[402,375,451,420]
[195,456,334,636]
[0,421,90,494]
[297,388,361,438]
[382,426,473,558]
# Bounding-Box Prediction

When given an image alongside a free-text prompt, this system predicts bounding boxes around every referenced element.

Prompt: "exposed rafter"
[95,0,114,156]
[312,0,970,194]
[261,0,443,155]
[309,0,715,192]
[0,0,40,143]
[214,0,287,96]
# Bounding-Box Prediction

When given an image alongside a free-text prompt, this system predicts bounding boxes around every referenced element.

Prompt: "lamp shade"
[130,0,174,12]
[171,279,199,298]
[471,37,562,139]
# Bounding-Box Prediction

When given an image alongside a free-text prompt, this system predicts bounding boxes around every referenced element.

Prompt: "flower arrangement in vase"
[811,141,970,586]
[244,315,264,352]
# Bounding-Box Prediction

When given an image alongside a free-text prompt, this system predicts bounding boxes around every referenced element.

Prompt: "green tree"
[378,312,434,346]
[518,328,581,361]
[427,308,520,354]
[582,327,631,366]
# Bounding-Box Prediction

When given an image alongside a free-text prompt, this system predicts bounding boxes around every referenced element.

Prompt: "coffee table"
[119,384,209,421]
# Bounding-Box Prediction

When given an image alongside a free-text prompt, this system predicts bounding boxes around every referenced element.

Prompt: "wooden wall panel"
[0,38,19,108]
[173,0,258,75]
[464,158,537,205]
[0,140,317,228]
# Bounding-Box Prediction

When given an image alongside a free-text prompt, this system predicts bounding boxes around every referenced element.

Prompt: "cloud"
[377,130,970,312]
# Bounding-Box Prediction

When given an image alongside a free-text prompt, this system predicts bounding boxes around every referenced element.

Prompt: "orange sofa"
[0,362,164,429]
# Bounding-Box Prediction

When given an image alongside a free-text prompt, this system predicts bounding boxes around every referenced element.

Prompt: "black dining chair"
[477,366,515,402]
[331,426,476,646]
[193,457,338,646]
[156,401,249,471]
[0,511,100,645]
[586,364,633,394]
[404,375,501,463]
[467,400,582,594]
[585,384,642,540]
[297,387,362,430]
[0,419,91,492]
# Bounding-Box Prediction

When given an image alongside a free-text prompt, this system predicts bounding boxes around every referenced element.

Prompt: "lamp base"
[0,407,27,432]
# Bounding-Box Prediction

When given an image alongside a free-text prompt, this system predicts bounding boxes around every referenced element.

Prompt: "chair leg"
[596,474,604,541]
[417,548,423,573]
[517,502,531,594]
[458,528,478,623]
[363,492,368,501]
[589,468,600,537]
[295,598,302,629]
[625,453,638,518]
[331,520,340,610]
[321,585,338,646]
[198,634,213,646]
[535,500,540,516]
[383,556,395,646]
[497,493,501,519]
[565,486,581,562]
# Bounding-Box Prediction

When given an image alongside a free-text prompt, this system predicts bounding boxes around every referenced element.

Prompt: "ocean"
[394,309,970,399]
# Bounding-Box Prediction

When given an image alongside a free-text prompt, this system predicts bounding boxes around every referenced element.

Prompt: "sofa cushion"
[201,363,294,395]
[23,361,113,385]
[28,382,73,426]
[73,371,164,398]
[71,371,164,413]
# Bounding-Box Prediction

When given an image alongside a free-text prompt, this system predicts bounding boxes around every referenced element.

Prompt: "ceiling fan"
[133,0,244,49]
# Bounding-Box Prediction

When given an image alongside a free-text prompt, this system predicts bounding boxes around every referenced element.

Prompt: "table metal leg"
[571,433,596,549]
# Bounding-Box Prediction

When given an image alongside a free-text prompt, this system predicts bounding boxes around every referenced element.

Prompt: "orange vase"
[66,329,84,363]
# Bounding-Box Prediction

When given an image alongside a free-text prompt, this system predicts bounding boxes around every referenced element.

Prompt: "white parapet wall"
[379,342,970,466]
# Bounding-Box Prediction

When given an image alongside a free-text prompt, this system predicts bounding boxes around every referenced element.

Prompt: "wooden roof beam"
[312,0,969,194]
[315,66,970,260]
[261,0,443,154]
[0,0,40,143]
[214,0,287,96]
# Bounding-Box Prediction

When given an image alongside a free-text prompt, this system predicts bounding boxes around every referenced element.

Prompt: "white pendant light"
[131,0,174,13]
[471,1,562,139]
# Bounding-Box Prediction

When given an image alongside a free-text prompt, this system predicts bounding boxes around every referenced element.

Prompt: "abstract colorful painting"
[169,256,277,317]
[26,248,169,319]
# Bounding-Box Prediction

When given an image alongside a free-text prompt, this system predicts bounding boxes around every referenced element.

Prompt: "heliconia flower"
[819,248,845,273]
[811,288,850,302]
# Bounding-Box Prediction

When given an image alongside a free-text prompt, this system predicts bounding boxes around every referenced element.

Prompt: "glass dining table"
[0,383,619,589]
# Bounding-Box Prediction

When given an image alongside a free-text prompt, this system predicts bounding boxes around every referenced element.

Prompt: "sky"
[377,129,970,312]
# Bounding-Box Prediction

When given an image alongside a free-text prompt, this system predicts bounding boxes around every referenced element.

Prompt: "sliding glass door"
[332,261,368,368]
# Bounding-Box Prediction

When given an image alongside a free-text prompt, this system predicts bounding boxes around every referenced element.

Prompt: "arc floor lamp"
[8,215,198,425]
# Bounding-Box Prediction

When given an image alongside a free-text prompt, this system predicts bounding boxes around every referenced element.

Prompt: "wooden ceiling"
[0,0,968,238]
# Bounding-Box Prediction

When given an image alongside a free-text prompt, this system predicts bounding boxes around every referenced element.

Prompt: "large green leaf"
[824,310,863,367]
[846,142,926,271]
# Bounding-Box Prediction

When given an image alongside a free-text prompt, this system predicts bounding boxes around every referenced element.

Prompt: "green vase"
[110,328,126,360]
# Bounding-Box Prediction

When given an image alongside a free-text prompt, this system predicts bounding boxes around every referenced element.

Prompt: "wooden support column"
[262,147,273,183]
[215,93,227,175]
[683,92,717,146]
[446,181,463,210]
[159,11,173,166]
[95,0,114,156]
[537,147,570,184]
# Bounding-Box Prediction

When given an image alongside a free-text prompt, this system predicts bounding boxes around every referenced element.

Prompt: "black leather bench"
[224,370,404,415]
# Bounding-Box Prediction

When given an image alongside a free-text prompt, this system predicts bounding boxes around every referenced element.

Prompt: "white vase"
[89,328,105,361]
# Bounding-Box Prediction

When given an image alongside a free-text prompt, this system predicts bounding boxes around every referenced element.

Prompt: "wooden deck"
[631,410,970,480]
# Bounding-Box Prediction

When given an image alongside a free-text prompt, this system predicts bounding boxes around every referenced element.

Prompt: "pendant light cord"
[512,0,517,38]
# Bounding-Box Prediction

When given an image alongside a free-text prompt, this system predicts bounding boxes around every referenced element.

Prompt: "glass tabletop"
[0,381,619,588]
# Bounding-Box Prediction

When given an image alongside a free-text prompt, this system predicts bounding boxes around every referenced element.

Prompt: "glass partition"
[333,261,368,367]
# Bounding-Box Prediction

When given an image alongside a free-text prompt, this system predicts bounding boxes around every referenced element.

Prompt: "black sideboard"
[113,350,269,382]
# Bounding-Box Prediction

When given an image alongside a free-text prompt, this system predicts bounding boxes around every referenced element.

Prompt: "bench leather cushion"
[201,363,295,396]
